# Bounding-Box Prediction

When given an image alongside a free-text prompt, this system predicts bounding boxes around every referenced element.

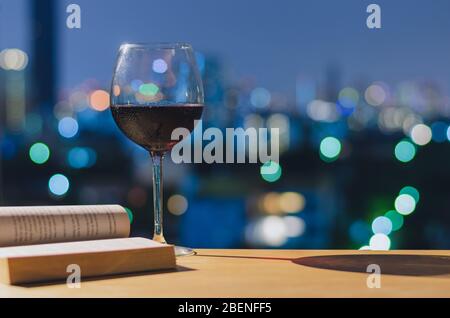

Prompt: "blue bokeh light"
[48,174,70,196]
[58,117,79,139]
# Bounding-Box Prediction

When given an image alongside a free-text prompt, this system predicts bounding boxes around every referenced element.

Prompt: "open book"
[0,205,176,285]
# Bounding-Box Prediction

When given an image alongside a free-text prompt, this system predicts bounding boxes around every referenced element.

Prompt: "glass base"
[175,245,197,257]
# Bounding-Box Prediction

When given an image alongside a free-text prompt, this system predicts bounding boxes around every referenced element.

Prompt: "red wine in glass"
[111,103,204,153]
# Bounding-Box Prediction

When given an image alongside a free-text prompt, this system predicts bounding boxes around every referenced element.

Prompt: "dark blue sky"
[2,0,450,98]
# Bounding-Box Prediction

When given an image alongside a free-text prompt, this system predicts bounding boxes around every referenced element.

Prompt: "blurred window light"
[152,59,168,73]
[394,140,416,163]
[58,117,79,138]
[447,125,450,142]
[359,246,371,250]
[0,49,28,71]
[167,194,188,215]
[250,87,271,108]
[369,233,391,250]
[338,87,359,108]
[410,124,432,146]
[399,186,420,203]
[279,192,305,214]
[283,216,305,237]
[371,216,393,235]
[29,143,50,165]
[431,122,448,143]
[306,100,339,122]
[319,137,342,161]
[365,83,386,106]
[395,194,416,216]
[48,174,70,196]
[384,210,404,231]
[89,90,110,111]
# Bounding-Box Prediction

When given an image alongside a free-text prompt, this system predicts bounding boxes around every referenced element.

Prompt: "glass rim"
[119,42,193,50]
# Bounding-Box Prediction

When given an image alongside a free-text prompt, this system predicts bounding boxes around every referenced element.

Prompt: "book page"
[0,205,130,247]
[0,237,163,258]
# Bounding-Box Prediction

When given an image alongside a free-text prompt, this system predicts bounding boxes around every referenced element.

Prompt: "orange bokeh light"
[89,90,110,111]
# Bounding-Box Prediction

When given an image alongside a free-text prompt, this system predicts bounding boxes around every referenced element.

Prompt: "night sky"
[1,0,450,97]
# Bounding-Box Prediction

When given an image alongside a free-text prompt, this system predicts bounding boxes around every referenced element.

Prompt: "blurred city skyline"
[0,0,449,250]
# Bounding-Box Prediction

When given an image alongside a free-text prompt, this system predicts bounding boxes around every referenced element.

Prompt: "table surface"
[1,249,449,298]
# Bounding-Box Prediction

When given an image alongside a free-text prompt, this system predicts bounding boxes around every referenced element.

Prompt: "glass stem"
[151,152,166,244]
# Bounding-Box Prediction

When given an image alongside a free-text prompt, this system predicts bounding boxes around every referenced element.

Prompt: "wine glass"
[110,43,204,256]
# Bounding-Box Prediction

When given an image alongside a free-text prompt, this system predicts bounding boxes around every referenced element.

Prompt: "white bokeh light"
[369,234,391,250]
[395,194,416,215]
[410,124,432,146]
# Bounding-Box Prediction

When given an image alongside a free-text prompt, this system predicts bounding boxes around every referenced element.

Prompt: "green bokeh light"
[139,83,159,96]
[320,137,342,161]
[399,186,420,203]
[394,140,416,163]
[125,207,134,224]
[384,210,404,231]
[29,142,50,164]
[260,160,282,183]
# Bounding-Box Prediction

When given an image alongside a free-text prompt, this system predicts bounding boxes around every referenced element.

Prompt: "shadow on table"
[17,265,194,288]
[294,254,450,277]
[199,253,450,277]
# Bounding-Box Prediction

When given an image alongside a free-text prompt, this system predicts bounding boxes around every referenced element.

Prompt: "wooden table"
[1,249,449,297]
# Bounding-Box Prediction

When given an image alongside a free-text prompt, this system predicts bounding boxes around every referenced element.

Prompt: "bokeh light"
[369,233,391,250]
[68,147,97,169]
[261,192,281,214]
[58,117,79,138]
[384,210,404,231]
[152,59,168,73]
[167,194,188,215]
[306,100,339,122]
[371,216,393,235]
[395,194,416,215]
[29,143,50,165]
[338,87,359,108]
[394,140,416,163]
[124,207,134,224]
[410,124,432,146]
[260,216,288,247]
[319,137,342,161]
[139,83,159,96]
[399,186,419,203]
[431,122,448,143]
[260,161,282,182]
[250,88,271,108]
[279,192,305,213]
[365,83,386,106]
[283,216,306,237]
[0,48,28,71]
[48,174,70,196]
[89,90,110,111]
[113,85,121,97]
